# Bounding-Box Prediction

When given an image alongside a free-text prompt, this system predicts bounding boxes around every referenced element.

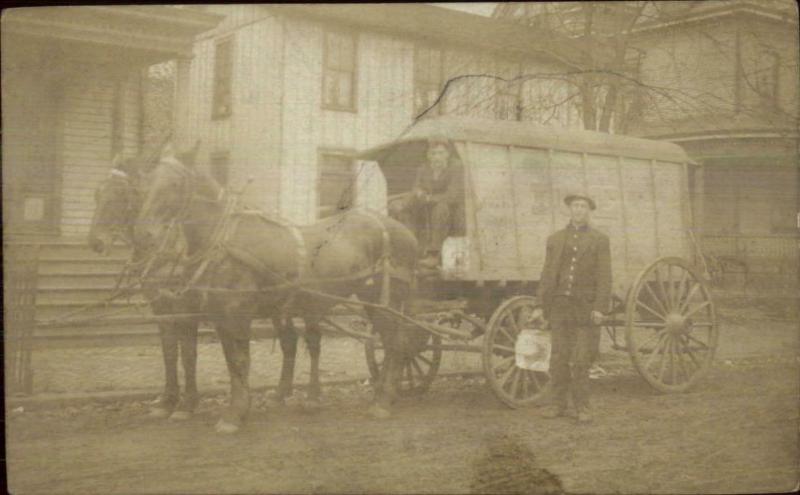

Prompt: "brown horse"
[88,153,200,420]
[89,151,332,419]
[132,148,422,433]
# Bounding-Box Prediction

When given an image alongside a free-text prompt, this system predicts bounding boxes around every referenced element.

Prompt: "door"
[2,70,61,235]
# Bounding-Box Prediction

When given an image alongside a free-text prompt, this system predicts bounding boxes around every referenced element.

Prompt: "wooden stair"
[9,239,157,339]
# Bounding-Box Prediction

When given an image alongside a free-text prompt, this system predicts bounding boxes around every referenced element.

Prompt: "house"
[494,1,799,291]
[2,7,221,329]
[173,4,595,225]
[2,6,222,239]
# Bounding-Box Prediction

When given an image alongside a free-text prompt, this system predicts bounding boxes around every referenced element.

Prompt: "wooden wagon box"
[359,116,697,296]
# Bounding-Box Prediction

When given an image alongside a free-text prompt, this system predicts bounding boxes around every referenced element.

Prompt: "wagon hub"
[665,312,688,335]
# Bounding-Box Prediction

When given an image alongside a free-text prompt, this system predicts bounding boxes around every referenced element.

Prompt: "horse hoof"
[169,410,192,421]
[149,407,172,419]
[368,404,391,419]
[215,419,240,434]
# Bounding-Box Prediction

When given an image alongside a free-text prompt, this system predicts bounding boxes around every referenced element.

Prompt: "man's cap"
[564,193,596,210]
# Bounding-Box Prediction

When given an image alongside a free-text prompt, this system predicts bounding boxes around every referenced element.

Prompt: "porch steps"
[6,238,157,339]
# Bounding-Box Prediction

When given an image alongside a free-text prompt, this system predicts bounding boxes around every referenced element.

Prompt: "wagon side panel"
[463,142,523,280]
[585,154,629,298]
[653,161,690,260]
[620,157,660,287]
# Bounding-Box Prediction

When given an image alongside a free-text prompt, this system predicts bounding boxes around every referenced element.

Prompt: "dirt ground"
[6,354,798,495]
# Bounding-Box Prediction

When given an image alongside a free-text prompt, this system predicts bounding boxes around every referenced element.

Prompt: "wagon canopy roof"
[357,116,694,164]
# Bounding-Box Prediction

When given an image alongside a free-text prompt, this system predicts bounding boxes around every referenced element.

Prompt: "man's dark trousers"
[549,295,601,411]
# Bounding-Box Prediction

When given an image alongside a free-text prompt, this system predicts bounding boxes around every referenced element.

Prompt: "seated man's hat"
[564,193,596,210]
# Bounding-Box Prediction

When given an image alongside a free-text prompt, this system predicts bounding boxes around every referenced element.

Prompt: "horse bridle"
[96,168,142,245]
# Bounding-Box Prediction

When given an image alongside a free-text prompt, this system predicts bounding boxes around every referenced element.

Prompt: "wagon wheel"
[626,257,718,393]
[482,295,550,408]
[364,324,443,397]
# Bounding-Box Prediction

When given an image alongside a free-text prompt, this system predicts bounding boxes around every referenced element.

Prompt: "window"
[210,150,230,187]
[318,151,354,218]
[212,37,234,119]
[495,79,522,121]
[322,31,357,111]
[414,45,444,117]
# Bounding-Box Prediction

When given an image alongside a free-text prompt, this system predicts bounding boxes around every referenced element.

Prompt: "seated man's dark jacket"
[536,224,612,317]
[412,159,463,204]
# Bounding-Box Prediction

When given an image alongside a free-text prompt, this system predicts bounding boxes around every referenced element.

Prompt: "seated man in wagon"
[389,136,464,269]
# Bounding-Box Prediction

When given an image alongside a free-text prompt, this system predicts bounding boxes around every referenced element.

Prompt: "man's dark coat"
[536,225,612,316]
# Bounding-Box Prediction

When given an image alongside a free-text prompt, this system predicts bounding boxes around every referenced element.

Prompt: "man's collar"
[567,222,589,232]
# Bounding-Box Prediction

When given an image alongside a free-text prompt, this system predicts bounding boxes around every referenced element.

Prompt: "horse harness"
[149,165,399,313]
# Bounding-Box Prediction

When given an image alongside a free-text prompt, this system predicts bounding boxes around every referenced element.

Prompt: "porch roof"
[1,6,222,61]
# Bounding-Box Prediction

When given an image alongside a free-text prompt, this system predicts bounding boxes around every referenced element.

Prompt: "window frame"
[413,44,445,118]
[317,148,356,218]
[211,36,235,121]
[321,29,359,113]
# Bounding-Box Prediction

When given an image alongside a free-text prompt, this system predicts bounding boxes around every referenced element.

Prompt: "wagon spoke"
[680,335,701,369]
[417,354,433,367]
[492,356,514,374]
[657,336,671,382]
[632,321,667,329]
[498,326,515,344]
[505,310,521,335]
[655,267,672,311]
[644,332,667,371]
[411,357,425,378]
[683,301,711,319]
[644,282,669,318]
[678,283,702,314]
[408,361,417,389]
[637,299,667,322]
[669,339,677,385]
[686,333,711,350]
[673,269,690,310]
[675,342,690,381]
[500,365,518,391]
[509,367,521,397]
[520,370,530,398]
[532,370,547,391]
[635,329,662,353]
[492,344,516,355]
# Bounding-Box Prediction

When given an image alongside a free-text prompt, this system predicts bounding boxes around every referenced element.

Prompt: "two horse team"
[87,116,718,434]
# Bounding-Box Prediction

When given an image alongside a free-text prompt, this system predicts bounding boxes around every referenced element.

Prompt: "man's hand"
[591,310,605,325]
[413,188,425,200]
[531,307,544,322]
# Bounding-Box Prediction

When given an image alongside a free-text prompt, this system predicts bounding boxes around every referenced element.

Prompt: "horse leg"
[215,318,252,434]
[150,323,180,418]
[272,316,298,404]
[170,321,199,421]
[364,306,397,419]
[304,317,323,405]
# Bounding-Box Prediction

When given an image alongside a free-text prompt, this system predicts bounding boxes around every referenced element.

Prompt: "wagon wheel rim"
[482,295,550,408]
[625,257,718,393]
[364,330,442,397]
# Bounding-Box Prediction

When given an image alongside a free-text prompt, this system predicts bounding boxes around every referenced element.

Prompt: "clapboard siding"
[176,5,578,225]
[58,66,140,236]
[176,8,284,214]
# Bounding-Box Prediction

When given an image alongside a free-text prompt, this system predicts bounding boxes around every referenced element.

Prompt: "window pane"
[337,71,352,108]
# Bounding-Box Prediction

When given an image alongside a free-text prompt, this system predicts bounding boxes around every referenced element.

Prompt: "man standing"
[532,194,612,423]
[389,137,462,268]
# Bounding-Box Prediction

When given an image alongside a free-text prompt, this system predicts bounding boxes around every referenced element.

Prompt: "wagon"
[352,116,718,407]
